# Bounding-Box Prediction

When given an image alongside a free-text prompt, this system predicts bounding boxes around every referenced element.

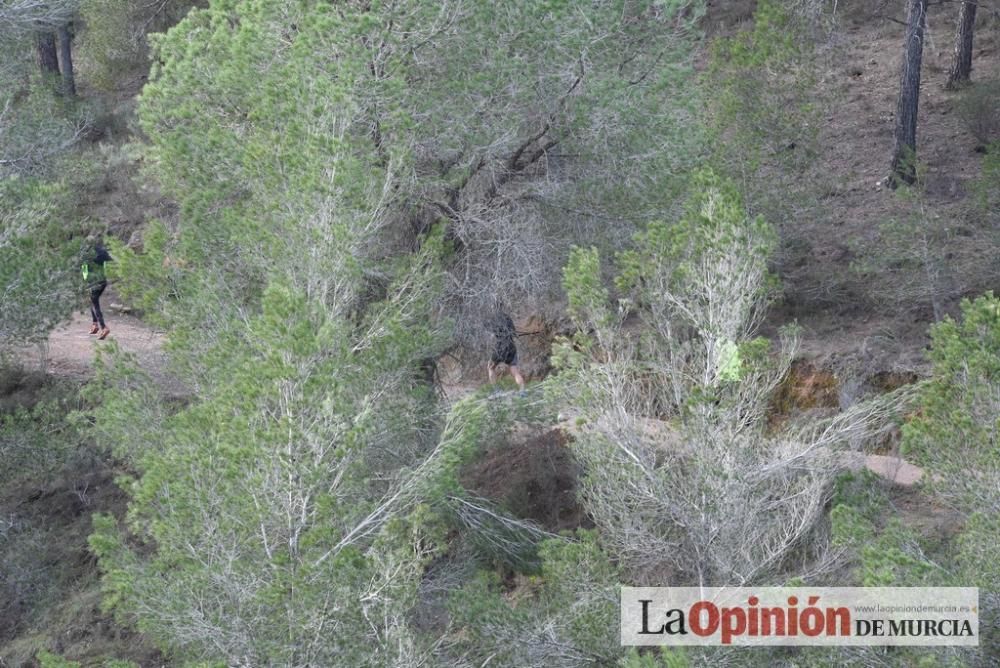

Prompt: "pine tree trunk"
[889,0,928,187]
[945,1,977,90]
[36,31,60,77]
[57,24,76,97]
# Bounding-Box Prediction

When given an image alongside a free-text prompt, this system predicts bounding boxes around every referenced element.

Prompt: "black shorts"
[89,279,107,298]
[491,341,518,367]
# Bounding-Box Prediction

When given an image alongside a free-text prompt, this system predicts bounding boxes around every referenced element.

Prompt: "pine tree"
[945,0,977,90]
[89,3,472,662]
[890,0,928,187]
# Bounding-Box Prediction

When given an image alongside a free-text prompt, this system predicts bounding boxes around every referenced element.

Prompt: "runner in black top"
[487,309,525,391]
[82,236,112,340]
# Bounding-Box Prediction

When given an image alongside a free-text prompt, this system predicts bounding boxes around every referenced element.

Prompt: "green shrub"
[830,471,948,590]
[901,294,1000,657]
[36,651,81,668]
[448,530,622,667]
[104,220,178,324]
[619,648,690,668]
[973,141,1000,214]
[0,371,81,487]
[956,79,1000,146]
[0,175,82,352]
[704,0,822,208]
[903,293,1000,512]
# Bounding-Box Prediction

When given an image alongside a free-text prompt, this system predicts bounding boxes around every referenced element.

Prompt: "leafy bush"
[0,62,97,351]
[619,648,690,668]
[448,531,622,668]
[0,175,83,352]
[36,651,81,668]
[0,73,89,177]
[956,79,1000,146]
[973,141,1000,214]
[806,471,982,668]
[0,372,97,660]
[830,477,939,588]
[87,5,518,660]
[704,0,824,211]
[903,293,1000,514]
[0,368,82,487]
[103,221,178,324]
[901,293,1000,660]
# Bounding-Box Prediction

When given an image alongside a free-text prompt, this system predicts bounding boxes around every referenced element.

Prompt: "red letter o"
[689,601,720,637]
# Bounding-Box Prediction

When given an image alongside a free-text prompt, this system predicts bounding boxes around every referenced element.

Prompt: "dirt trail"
[20,303,930,491]
[18,306,184,396]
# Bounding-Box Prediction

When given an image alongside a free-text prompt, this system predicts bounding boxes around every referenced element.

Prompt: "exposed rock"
[842,451,926,487]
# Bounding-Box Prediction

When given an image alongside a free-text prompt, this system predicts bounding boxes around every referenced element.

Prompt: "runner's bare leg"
[510,364,525,391]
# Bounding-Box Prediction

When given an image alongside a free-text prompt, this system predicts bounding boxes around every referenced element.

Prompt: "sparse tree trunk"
[57,24,75,97]
[945,1,977,90]
[890,0,928,187]
[35,31,60,77]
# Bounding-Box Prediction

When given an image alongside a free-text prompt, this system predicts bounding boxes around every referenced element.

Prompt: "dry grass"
[759,3,1000,378]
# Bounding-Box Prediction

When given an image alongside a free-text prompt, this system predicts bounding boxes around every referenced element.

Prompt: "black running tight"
[90,280,107,328]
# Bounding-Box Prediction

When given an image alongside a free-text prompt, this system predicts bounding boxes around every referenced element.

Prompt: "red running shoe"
[97,327,110,340]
